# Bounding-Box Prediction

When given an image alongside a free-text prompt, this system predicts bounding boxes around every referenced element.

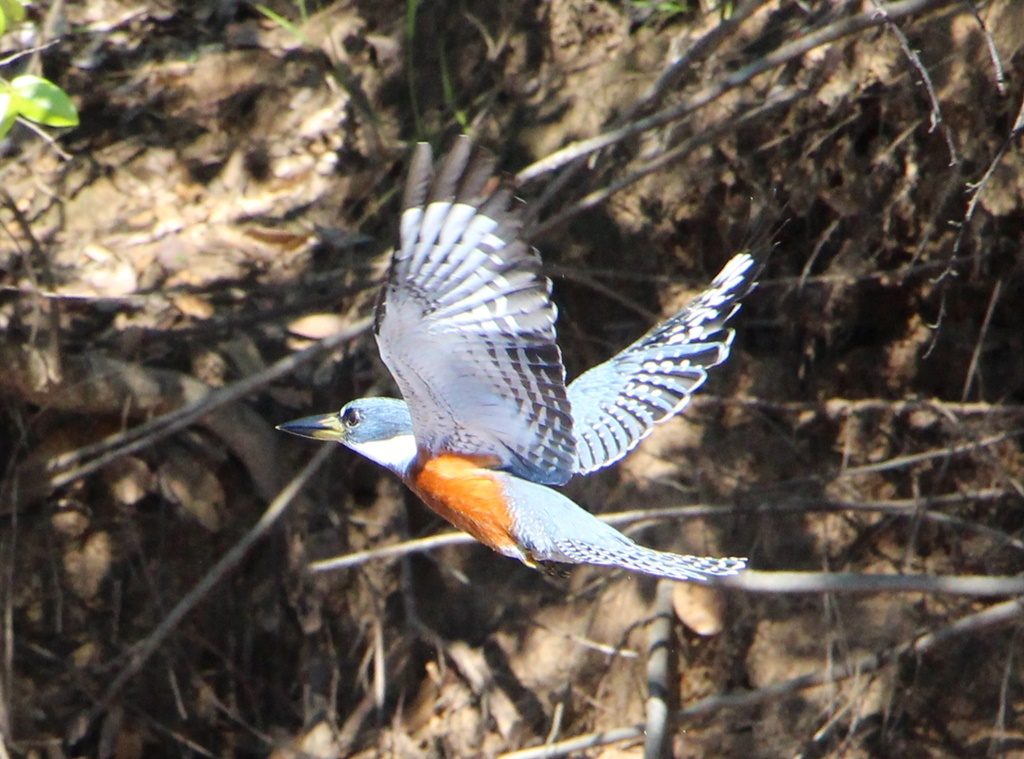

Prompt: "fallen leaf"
[672,581,726,636]
[64,531,113,601]
[287,313,347,339]
[157,447,225,532]
[172,293,215,319]
[60,244,139,297]
[102,456,153,507]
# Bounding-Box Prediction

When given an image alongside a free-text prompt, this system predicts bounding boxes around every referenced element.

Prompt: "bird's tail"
[553,535,747,583]
[506,475,747,583]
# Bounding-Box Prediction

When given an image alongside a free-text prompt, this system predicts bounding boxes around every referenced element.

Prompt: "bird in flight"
[279,137,757,582]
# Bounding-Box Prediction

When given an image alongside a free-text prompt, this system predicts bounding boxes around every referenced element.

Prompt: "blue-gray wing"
[374,138,576,485]
[568,253,758,475]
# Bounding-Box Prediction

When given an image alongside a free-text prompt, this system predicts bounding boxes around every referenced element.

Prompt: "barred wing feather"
[568,253,758,475]
[375,138,577,485]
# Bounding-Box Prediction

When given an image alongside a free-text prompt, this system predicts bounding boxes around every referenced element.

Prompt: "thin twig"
[27,0,65,74]
[521,0,776,231]
[961,278,1002,401]
[0,189,63,383]
[710,395,1024,417]
[310,488,1020,573]
[309,487,1015,569]
[529,619,640,659]
[719,571,1024,596]
[544,697,566,745]
[309,531,472,572]
[30,317,371,496]
[955,90,1024,255]
[870,0,958,165]
[531,88,800,238]
[0,39,59,68]
[631,489,1024,553]
[838,429,1023,478]
[516,0,953,183]
[963,0,1005,94]
[549,232,998,292]
[309,533,1024,596]
[14,118,73,161]
[547,264,660,322]
[499,597,1024,758]
[798,218,840,292]
[82,445,334,734]
[623,0,771,122]
[992,626,1019,751]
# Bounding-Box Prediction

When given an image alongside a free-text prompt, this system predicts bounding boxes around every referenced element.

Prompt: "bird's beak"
[276,412,344,442]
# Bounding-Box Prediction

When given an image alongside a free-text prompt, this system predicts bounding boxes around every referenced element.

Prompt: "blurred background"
[1,0,1023,756]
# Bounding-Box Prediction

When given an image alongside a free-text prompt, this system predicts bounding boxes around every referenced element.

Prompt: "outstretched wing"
[568,253,759,475]
[374,137,576,485]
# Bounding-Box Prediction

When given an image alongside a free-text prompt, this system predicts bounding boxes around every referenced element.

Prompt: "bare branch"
[643,581,676,759]
[870,0,958,165]
[79,445,334,739]
[839,430,1024,478]
[2,317,372,509]
[956,89,1024,254]
[719,571,1024,596]
[961,278,1002,401]
[309,520,1024,598]
[310,489,1021,573]
[516,0,955,184]
[530,88,800,238]
[499,597,1024,758]
[962,0,1006,94]
[709,395,1024,417]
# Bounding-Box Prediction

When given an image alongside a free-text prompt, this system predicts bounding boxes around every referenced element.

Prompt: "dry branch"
[311,490,1022,575]
[643,581,676,759]
[500,597,1024,759]
[517,0,956,184]
[0,318,371,510]
[531,88,801,238]
[78,445,334,741]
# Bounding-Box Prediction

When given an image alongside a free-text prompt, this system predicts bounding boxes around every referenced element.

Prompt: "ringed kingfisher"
[279,137,757,582]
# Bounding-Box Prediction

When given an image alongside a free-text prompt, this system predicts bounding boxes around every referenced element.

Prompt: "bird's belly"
[409,453,520,556]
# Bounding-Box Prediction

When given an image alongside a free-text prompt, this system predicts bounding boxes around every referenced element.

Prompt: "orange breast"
[409,452,515,553]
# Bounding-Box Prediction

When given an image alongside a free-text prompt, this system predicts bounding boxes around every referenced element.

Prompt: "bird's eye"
[341,407,362,428]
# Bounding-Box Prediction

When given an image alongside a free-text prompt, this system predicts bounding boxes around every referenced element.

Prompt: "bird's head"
[277,397,417,475]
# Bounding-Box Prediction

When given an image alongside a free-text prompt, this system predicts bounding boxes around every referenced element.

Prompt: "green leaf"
[0,0,26,34]
[0,92,16,139]
[9,75,79,127]
[253,4,308,45]
[6,0,26,22]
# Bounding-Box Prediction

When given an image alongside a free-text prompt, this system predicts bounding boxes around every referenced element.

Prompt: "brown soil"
[2,1,1023,757]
